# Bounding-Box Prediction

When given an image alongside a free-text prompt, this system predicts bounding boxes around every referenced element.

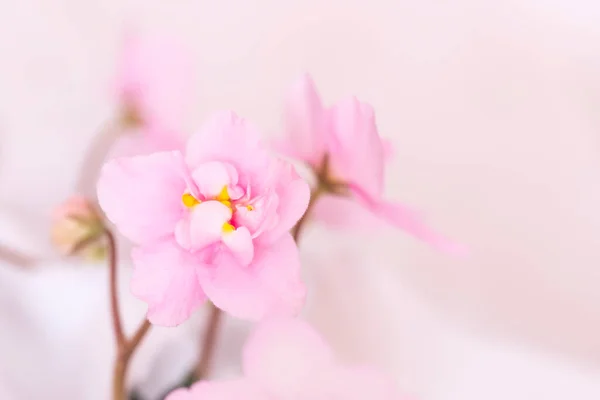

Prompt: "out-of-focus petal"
[382,138,395,162]
[164,388,191,400]
[52,195,97,221]
[131,240,207,326]
[351,185,467,254]
[165,379,266,400]
[328,97,385,198]
[97,151,187,245]
[311,194,387,231]
[277,74,328,165]
[115,33,193,132]
[200,233,305,320]
[242,318,334,397]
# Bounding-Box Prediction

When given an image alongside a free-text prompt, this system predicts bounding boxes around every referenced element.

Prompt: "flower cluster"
[79,35,465,400]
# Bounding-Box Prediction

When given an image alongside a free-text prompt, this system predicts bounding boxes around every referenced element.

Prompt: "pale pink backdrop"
[1,0,600,399]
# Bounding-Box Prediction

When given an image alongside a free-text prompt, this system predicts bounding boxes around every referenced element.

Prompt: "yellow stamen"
[216,186,230,201]
[182,193,200,208]
[246,205,254,211]
[222,222,235,233]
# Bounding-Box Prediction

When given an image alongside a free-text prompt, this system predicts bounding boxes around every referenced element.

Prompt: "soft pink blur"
[108,32,190,158]
[114,31,194,133]
[1,0,600,399]
[166,318,406,400]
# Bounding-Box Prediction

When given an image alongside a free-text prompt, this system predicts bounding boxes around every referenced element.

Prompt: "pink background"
[1,0,600,398]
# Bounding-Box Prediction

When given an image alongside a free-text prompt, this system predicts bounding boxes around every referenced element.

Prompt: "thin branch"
[193,303,224,380]
[112,318,152,400]
[106,225,152,400]
[106,228,126,348]
[0,243,35,268]
[126,319,152,357]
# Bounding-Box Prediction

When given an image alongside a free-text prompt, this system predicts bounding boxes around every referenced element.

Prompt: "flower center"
[215,186,232,209]
[182,186,254,234]
[222,222,235,232]
[181,193,200,207]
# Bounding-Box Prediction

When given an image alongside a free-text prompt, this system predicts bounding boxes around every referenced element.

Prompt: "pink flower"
[277,74,463,253]
[166,318,410,400]
[110,32,192,158]
[97,112,310,326]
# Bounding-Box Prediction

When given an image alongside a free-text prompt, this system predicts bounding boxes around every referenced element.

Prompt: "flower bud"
[51,196,106,260]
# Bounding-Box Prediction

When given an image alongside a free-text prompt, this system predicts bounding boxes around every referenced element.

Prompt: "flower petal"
[175,201,232,251]
[257,161,310,245]
[311,194,386,231]
[232,193,279,237]
[327,97,385,198]
[97,151,187,244]
[276,74,328,165]
[131,240,207,326]
[242,318,334,397]
[165,380,266,400]
[382,138,395,163]
[185,112,270,189]
[164,388,191,400]
[351,185,468,254]
[222,227,254,266]
[191,161,239,198]
[200,233,306,320]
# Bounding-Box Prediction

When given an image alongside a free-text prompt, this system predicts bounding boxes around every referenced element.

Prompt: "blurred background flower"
[167,318,407,400]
